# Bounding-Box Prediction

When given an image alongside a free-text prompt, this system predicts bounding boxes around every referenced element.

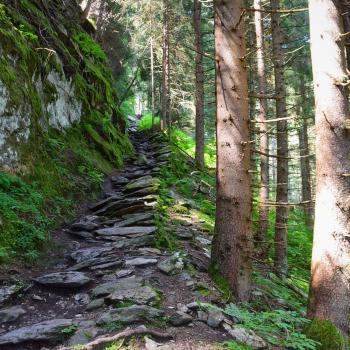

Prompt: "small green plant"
[61,324,78,337]
[138,113,160,131]
[73,32,107,61]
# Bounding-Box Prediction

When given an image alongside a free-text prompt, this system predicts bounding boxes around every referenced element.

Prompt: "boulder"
[34,272,91,288]
[106,285,158,305]
[71,247,113,263]
[125,176,160,192]
[0,285,23,306]
[0,306,26,324]
[0,319,74,345]
[113,213,154,227]
[206,308,225,328]
[97,305,163,325]
[157,253,184,275]
[169,311,193,326]
[223,323,267,349]
[92,277,143,298]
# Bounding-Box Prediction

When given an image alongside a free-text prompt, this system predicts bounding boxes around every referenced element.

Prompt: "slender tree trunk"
[271,0,289,278]
[340,1,350,69]
[254,0,269,253]
[297,75,313,227]
[150,36,155,129]
[81,0,94,21]
[308,0,350,345]
[211,0,253,302]
[194,0,205,167]
[167,22,171,134]
[161,0,169,130]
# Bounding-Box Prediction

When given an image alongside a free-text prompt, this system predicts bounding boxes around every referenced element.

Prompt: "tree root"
[58,326,173,350]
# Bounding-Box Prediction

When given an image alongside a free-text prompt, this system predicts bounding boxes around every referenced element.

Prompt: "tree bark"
[308,0,350,345]
[211,0,253,302]
[81,0,94,21]
[194,0,205,168]
[254,0,269,253]
[271,0,289,278]
[161,0,169,130]
[150,36,155,129]
[297,75,313,227]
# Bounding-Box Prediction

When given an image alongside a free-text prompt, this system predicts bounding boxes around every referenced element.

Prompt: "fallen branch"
[58,326,173,350]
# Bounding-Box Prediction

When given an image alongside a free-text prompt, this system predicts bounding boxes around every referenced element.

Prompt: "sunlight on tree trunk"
[308,0,350,346]
[211,0,253,302]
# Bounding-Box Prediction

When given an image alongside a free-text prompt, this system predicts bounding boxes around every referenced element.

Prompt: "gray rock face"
[97,305,163,325]
[0,285,22,305]
[86,298,105,311]
[34,272,91,288]
[223,323,267,349]
[169,311,193,326]
[70,256,122,271]
[96,226,157,237]
[125,257,158,266]
[114,213,154,227]
[206,308,225,328]
[125,176,159,192]
[157,253,184,275]
[0,306,26,324]
[113,235,155,249]
[0,319,74,345]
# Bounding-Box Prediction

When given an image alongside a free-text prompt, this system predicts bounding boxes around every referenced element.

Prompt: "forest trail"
[0,121,240,350]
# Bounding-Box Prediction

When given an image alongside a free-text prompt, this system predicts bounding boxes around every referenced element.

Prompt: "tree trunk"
[308,0,350,345]
[271,0,289,278]
[161,0,169,130]
[211,0,253,302]
[340,1,350,70]
[298,75,313,227]
[254,0,269,253]
[194,0,205,168]
[150,36,155,129]
[81,0,94,21]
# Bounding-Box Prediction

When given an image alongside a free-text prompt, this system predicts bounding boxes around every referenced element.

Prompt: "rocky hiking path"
[0,123,266,350]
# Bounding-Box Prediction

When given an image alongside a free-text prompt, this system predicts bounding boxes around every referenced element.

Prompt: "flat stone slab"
[71,247,114,263]
[114,213,154,227]
[0,319,74,345]
[158,253,184,275]
[96,226,157,237]
[34,272,91,288]
[125,257,158,267]
[97,305,163,325]
[124,176,160,192]
[0,306,26,324]
[89,195,124,212]
[69,256,122,271]
[107,284,158,305]
[92,277,143,298]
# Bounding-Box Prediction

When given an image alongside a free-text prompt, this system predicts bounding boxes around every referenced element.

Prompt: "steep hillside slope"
[0,0,132,261]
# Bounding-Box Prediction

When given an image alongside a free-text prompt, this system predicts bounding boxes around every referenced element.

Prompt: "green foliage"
[221,341,253,350]
[61,324,78,337]
[223,304,319,350]
[73,32,107,61]
[304,319,344,350]
[138,113,160,131]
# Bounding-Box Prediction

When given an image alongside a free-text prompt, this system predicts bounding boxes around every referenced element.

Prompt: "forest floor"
[0,121,311,350]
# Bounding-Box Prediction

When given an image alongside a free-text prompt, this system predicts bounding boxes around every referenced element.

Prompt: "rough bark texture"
[254,0,269,251]
[340,1,350,70]
[297,75,313,227]
[308,0,350,345]
[271,0,289,278]
[150,36,155,129]
[194,0,205,168]
[161,0,169,130]
[211,0,253,302]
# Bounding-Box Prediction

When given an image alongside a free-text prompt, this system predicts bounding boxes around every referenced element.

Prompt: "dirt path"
[0,124,238,350]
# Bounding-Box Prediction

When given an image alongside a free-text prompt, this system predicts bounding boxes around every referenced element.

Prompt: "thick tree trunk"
[271,0,289,278]
[211,0,253,302]
[161,0,169,130]
[308,0,350,345]
[194,0,205,168]
[254,0,269,252]
[150,36,155,129]
[297,75,313,227]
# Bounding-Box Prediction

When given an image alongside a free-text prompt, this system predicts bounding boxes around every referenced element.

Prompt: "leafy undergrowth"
[154,132,316,350]
[137,112,160,131]
[0,126,127,263]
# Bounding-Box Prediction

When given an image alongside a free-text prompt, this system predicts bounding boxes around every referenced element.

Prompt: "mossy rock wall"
[0,0,132,168]
[0,0,133,261]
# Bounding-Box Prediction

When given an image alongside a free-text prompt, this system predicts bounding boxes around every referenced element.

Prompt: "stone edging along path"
[0,123,267,350]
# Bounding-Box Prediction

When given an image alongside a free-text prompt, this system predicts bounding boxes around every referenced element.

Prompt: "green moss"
[304,319,344,350]
[208,263,232,302]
